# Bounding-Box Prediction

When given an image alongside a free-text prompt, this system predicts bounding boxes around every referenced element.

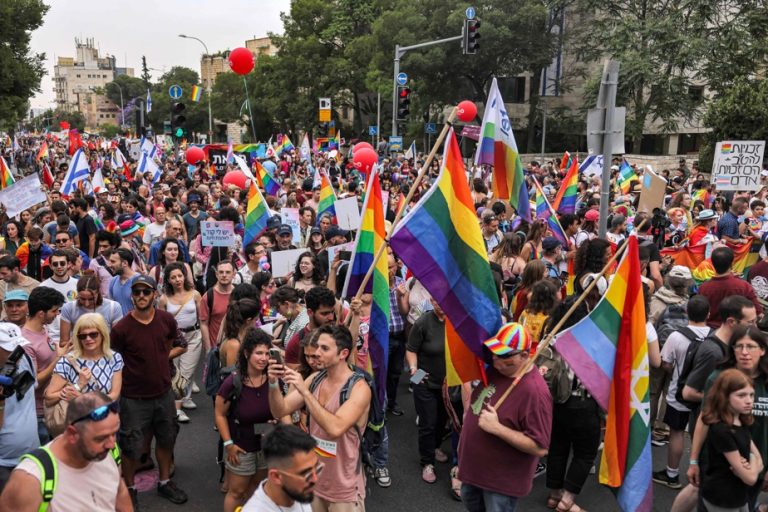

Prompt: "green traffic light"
[175,128,184,137]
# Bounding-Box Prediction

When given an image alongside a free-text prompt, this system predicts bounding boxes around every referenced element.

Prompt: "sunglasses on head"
[131,288,153,296]
[77,331,100,341]
[71,401,120,425]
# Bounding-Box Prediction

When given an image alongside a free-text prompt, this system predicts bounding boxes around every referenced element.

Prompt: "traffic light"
[171,102,186,138]
[396,86,411,121]
[463,18,481,54]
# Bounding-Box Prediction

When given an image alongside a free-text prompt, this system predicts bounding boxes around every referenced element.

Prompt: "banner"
[280,208,301,245]
[711,141,765,191]
[0,174,47,219]
[200,220,235,247]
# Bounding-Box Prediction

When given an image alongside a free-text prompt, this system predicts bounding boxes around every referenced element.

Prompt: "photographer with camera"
[0,322,38,493]
[632,212,664,291]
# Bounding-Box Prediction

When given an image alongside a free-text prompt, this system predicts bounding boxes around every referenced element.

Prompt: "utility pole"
[593,61,621,238]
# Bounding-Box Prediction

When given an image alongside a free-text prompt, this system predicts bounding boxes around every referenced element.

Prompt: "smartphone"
[409,368,427,385]
[338,250,352,261]
[269,348,284,365]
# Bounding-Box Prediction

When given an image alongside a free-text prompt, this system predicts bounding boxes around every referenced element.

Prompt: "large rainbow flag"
[391,128,502,385]
[316,171,337,224]
[553,155,579,214]
[617,159,638,194]
[254,160,281,196]
[554,236,652,511]
[275,134,295,155]
[342,170,390,404]
[475,77,531,221]
[533,179,567,246]
[661,238,760,280]
[243,182,270,246]
[36,141,49,162]
[0,156,14,190]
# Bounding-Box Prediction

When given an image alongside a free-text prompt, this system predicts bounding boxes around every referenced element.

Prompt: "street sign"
[466,6,476,19]
[319,98,331,109]
[586,107,626,154]
[424,123,437,134]
[169,85,182,99]
[319,97,331,122]
[396,73,408,86]
[368,126,378,136]
[389,136,403,152]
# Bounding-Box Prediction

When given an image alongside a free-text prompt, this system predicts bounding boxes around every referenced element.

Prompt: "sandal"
[450,466,462,501]
[547,491,564,509]
[556,498,586,512]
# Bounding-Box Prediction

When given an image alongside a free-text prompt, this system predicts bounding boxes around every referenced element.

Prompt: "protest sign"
[637,166,667,214]
[326,242,355,267]
[335,196,361,231]
[711,141,765,191]
[208,148,228,176]
[271,248,305,277]
[381,190,389,212]
[281,208,301,244]
[0,174,47,219]
[200,220,235,247]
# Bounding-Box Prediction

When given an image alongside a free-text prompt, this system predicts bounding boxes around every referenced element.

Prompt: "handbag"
[170,297,193,399]
[44,356,79,437]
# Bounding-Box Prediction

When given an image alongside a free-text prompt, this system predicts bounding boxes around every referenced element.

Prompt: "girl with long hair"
[251,271,278,324]
[59,273,123,346]
[150,238,193,291]
[518,279,560,352]
[511,260,546,321]
[3,219,25,255]
[219,297,262,368]
[520,220,546,262]
[287,252,325,295]
[490,233,526,292]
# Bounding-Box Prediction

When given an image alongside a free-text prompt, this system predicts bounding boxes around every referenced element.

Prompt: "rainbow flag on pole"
[391,128,502,385]
[275,134,295,155]
[342,170,390,404]
[243,182,270,246]
[0,156,14,190]
[552,155,579,214]
[554,236,652,512]
[191,85,202,102]
[617,159,638,194]
[36,141,49,162]
[254,160,281,196]
[533,179,568,246]
[316,171,337,224]
[475,77,531,221]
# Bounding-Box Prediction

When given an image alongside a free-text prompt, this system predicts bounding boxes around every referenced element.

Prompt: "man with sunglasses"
[241,424,320,511]
[0,391,133,511]
[110,275,188,508]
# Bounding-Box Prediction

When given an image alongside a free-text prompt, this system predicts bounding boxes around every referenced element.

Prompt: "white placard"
[281,208,301,244]
[326,242,355,266]
[381,190,390,212]
[270,248,306,277]
[711,141,765,191]
[200,221,235,247]
[0,174,47,219]
[334,196,361,231]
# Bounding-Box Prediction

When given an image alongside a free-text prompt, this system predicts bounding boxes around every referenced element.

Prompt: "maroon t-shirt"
[284,325,311,365]
[218,374,275,452]
[111,309,178,399]
[699,274,763,328]
[458,367,553,498]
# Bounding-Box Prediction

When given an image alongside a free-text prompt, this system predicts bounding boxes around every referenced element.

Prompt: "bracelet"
[223,440,234,447]
[689,459,698,465]
[269,381,280,389]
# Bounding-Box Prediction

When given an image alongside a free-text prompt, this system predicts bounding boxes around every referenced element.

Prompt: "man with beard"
[107,248,139,315]
[0,391,132,511]
[241,424,320,511]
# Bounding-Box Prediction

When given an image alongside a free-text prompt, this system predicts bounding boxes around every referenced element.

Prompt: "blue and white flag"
[579,154,604,178]
[404,140,416,160]
[139,136,157,159]
[61,149,90,196]
[146,89,152,113]
[233,154,255,182]
[137,151,161,185]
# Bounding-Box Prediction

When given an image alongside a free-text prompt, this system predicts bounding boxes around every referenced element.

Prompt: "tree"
[146,67,208,137]
[103,75,146,108]
[40,108,85,132]
[0,0,49,131]
[141,56,151,89]
[210,64,273,141]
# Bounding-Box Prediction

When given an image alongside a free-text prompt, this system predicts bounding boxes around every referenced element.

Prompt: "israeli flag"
[137,151,161,185]
[146,89,152,113]
[61,149,90,196]
[140,137,157,159]
[579,154,604,179]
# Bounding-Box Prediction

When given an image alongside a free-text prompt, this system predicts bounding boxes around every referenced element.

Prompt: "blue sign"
[169,85,182,99]
[368,126,378,136]
[424,123,437,134]
[465,6,476,19]
[389,136,403,152]
[396,73,408,86]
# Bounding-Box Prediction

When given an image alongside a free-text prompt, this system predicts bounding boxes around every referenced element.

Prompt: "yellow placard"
[319,109,331,122]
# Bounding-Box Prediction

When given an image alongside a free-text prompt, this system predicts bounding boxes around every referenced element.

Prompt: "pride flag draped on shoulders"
[391,128,502,385]
[553,236,652,512]
[475,77,531,221]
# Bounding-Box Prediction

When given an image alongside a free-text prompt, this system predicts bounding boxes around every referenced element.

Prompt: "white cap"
[0,322,28,352]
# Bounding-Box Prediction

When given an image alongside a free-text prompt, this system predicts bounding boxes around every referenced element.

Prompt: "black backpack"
[674,330,718,408]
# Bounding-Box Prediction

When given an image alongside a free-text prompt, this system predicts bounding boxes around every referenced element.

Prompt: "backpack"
[20,445,121,512]
[308,365,385,472]
[674,330,718,409]
[654,303,689,347]
[537,345,572,404]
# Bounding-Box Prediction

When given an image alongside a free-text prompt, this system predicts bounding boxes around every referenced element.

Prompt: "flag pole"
[349,106,459,301]
[491,218,649,409]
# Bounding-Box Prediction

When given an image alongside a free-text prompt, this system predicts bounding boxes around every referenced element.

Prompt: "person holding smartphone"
[406,297,450,484]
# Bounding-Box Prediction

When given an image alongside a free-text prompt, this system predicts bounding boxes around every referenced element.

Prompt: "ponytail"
[222,297,260,340]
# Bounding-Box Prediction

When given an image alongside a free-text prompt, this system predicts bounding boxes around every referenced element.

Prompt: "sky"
[30,0,291,109]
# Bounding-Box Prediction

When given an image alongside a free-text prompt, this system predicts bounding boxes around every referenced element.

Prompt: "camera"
[0,346,35,400]
[650,208,671,249]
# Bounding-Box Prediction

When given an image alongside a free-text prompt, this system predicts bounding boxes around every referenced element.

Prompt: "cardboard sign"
[0,174,47,219]
[270,248,306,277]
[711,141,765,191]
[281,208,302,244]
[200,221,235,247]
[637,166,667,214]
[326,242,355,268]
[335,196,361,231]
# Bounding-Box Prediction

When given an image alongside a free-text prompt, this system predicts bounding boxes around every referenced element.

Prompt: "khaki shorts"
[311,495,366,512]
[224,449,267,476]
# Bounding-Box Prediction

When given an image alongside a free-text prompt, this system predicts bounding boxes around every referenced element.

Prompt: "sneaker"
[129,487,141,512]
[157,480,188,504]
[374,466,392,487]
[652,470,682,489]
[176,409,190,423]
[387,406,404,416]
[435,449,449,463]
[422,464,437,484]
[191,381,200,394]
[181,397,197,410]
[651,437,669,447]
[534,462,547,478]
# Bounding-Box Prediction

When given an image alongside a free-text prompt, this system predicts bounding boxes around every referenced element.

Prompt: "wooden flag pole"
[491,219,648,409]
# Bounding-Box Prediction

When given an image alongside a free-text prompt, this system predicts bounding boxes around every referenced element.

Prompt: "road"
[135,373,681,511]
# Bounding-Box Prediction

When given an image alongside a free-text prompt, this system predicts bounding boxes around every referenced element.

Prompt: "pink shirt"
[22,327,57,417]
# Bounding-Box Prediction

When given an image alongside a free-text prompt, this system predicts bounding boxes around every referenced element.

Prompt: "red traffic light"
[399,87,410,98]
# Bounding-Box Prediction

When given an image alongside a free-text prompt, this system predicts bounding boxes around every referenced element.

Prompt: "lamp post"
[179,34,214,142]
[111,82,125,128]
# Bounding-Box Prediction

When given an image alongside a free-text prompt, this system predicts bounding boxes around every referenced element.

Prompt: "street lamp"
[179,34,214,142]
[111,82,125,127]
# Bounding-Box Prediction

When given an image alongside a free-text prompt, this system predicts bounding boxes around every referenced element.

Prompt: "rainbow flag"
[475,77,531,221]
[391,128,502,385]
[721,143,733,153]
[37,141,49,161]
[533,179,568,246]
[559,151,571,171]
[0,156,14,190]
[554,236,652,511]
[342,171,390,404]
[395,193,407,216]
[191,85,202,102]
[254,160,281,196]
[316,171,337,224]
[243,182,270,246]
[275,134,295,155]
[617,159,638,194]
[553,155,579,214]
[692,187,711,208]
[661,238,760,279]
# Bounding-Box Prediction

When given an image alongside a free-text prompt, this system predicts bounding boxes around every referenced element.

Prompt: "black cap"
[325,226,349,240]
[310,227,322,236]
[542,237,562,251]
[131,275,157,290]
[277,224,293,237]
[267,216,282,230]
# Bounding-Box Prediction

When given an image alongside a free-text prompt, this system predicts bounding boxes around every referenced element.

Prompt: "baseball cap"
[131,275,157,290]
[325,226,349,240]
[267,216,282,231]
[187,193,201,204]
[668,265,692,279]
[584,209,600,222]
[310,227,322,236]
[277,224,293,237]
[0,322,28,352]
[3,290,29,303]
[483,323,532,357]
[542,237,562,251]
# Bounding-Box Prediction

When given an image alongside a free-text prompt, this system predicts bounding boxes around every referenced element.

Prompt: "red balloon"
[457,100,477,122]
[353,148,378,175]
[228,47,254,75]
[353,142,375,153]
[185,146,205,165]
[222,171,248,190]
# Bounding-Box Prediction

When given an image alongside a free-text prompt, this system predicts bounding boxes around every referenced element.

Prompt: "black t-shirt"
[406,311,446,390]
[75,213,98,258]
[702,422,752,508]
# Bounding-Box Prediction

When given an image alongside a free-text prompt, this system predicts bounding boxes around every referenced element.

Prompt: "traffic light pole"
[391,35,462,137]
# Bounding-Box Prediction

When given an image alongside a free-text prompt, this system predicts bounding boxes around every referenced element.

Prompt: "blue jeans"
[372,425,389,468]
[461,483,518,512]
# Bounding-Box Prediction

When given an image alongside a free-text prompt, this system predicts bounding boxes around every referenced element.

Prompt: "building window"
[497,77,527,103]
[76,74,81,78]
[688,86,704,104]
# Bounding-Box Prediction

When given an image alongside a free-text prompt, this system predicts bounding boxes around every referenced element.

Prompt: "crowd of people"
[0,131,766,512]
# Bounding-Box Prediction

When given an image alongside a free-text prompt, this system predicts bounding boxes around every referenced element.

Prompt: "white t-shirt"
[241,481,312,512]
[40,277,78,343]
[143,221,166,246]
[660,325,711,412]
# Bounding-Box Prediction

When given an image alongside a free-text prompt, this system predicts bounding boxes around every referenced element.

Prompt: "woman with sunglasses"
[215,327,281,512]
[159,262,203,424]
[59,273,123,347]
[150,238,193,293]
